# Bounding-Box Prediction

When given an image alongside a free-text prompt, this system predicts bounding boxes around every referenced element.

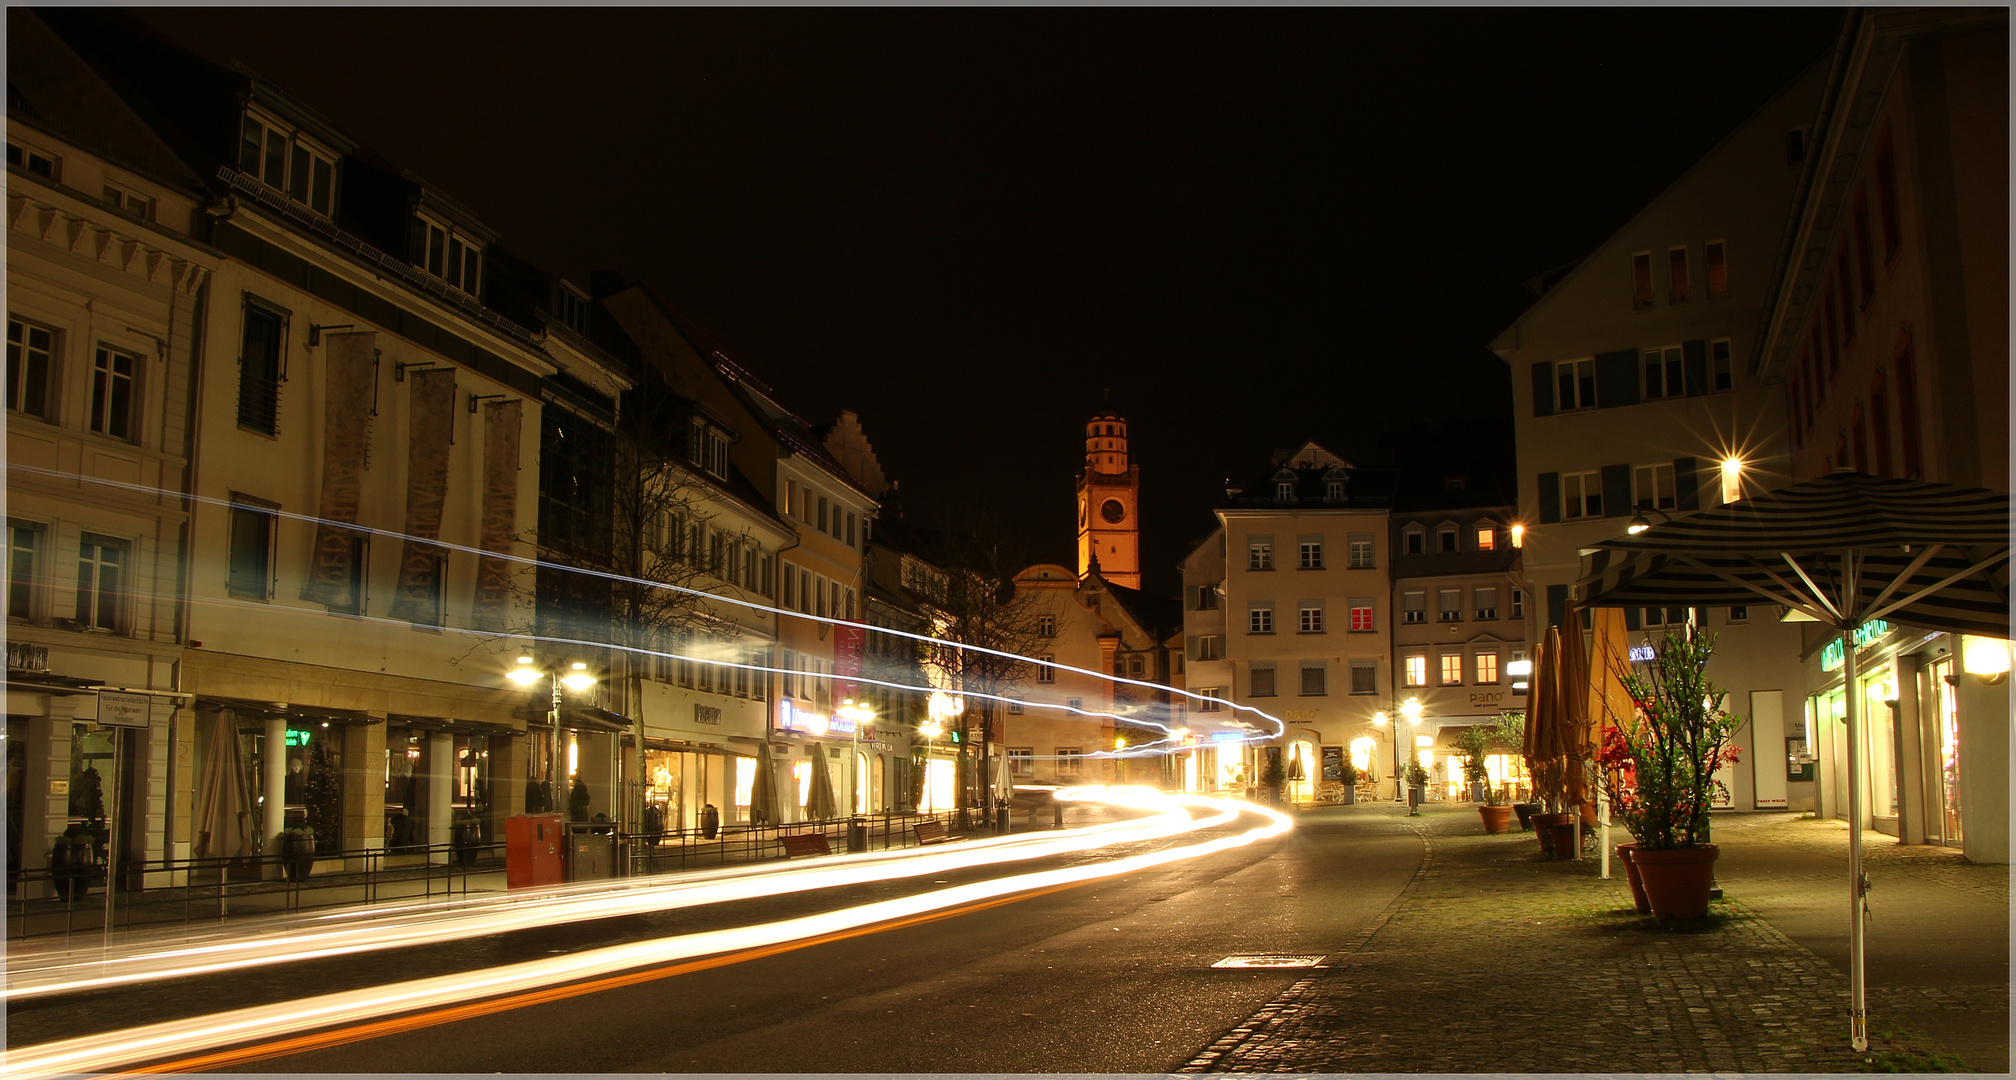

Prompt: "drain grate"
[1211,954,1327,969]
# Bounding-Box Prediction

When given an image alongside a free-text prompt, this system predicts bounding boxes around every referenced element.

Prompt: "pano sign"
[1820,620,1893,672]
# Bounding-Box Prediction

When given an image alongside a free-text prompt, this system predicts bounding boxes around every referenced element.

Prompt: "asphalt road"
[60,806,1420,1073]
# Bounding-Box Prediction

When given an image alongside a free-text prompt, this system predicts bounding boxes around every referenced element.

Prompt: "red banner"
[832,623,866,701]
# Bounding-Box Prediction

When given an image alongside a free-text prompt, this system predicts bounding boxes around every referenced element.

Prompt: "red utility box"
[506,813,564,889]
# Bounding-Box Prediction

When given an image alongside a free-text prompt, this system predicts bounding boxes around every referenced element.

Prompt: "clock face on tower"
[1100,499,1127,524]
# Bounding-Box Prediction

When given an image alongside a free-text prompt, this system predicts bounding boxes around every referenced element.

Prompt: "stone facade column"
[262,714,287,865]
[341,721,385,871]
[428,732,452,861]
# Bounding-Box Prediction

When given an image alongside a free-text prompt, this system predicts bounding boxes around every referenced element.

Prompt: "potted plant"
[49,825,96,901]
[1402,757,1428,813]
[1479,782,1516,833]
[1600,629,1744,919]
[640,802,665,848]
[280,825,317,882]
[1336,756,1359,805]
[451,812,483,867]
[1451,723,1495,803]
[1258,755,1287,807]
[525,776,554,814]
[567,777,592,822]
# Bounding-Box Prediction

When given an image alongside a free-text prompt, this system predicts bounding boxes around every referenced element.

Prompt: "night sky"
[137,7,1843,594]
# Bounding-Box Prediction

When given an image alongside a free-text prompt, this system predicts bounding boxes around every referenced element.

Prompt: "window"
[1325,478,1345,501]
[1557,358,1597,410]
[1667,247,1690,304]
[75,533,127,632]
[1511,589,1524,619]
[688,419,729,478]
[1874,136,1900,260]
[1036,656,1055,684]
[1038,614,1056,637]
[1298,540,1324,569]
[227,500,277,600]
[415,215,481,294]
[9,522,41,620]
[1634,464,1676,511]
[1299,662,1326,696]
[1195,583,1219,609]
[1402,590,1426,624]
[1248,537,1273,571]
[1248,604,1274,634]
[1728,605,1749,624]
[817,497,829,534]
[1055,748,1082,774]
[1475,652,1499,685]
[1704,240,1728,300]
[1474,524,1495,551]
[1298,604,1324,633]
[1562,471,1602,519]
[237,301,286,434]
[1348,535,1373,568]
[1007,747,1032,775]
[1129,655,1145,676]
[1196,635,1221,661]
[846,513,856,548]
[327,532,368,615]
[1349,600,1374,632]
[1403,654,1427,687]
[102,182,154,220]
[1642,345,1684,400]
[1437,588,1462,622]
[90,346,139,441]
[1195,688,1224,713]
[1711,339,1733,393]
[238,112,334,216]
[1631,252,1654,309]
[1275,480,1295,501]
[1474,586,1498,622]
[1785,125,1810,164]
[1350,662,1378,696]
[7,316,54,420]
[1250,664,1277,697]
[6,140,59,180]
[1438,526,1458,553]
[1404,529,1425,555]
[1440,653,1464,685]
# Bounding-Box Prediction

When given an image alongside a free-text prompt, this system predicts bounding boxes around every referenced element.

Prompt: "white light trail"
[9,464,1285,743]
[2,793,1290,1078]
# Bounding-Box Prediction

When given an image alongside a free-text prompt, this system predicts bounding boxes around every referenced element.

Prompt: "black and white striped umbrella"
[1575,469,2007,1053]
[1577,471,2008,638]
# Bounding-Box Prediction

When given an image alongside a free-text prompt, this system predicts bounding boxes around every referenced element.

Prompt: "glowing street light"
[1400,697,1423,815]
[506,655,597,814]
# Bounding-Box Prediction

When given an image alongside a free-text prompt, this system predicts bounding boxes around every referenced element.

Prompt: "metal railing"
[622,809,962,875]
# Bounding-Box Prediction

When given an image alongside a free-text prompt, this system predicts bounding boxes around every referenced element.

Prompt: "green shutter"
[1530,361,1555,417]
[1538,472,1561,524]
[1674,456,1700,510]
[1682,340,1708,396]
[1601,464,1632,518]
[1595,350,1640,408]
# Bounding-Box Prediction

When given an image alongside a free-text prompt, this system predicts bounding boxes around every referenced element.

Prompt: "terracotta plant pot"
[1544,821,1580,860]
[1512,803,1539,831]
[1532,812,1572,856]
[1478,804,1514,834]
[1629,844,1720,919]
[1615,842,1650,914]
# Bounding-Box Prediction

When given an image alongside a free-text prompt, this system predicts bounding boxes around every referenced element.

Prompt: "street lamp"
[1400,696,1423,814]
[507,656,597,814]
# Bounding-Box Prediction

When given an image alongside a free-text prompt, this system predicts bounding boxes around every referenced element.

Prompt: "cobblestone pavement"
[1182,804,2006,1073]
[1712,810,2012,902]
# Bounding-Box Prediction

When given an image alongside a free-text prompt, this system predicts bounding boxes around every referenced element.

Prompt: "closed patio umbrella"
[194,717,252,860]
[1585,606,1635,877]
[1578,470,2010,1052]
[1522,627,1570,813]
[749,743,779,827]
[805,753,839,821]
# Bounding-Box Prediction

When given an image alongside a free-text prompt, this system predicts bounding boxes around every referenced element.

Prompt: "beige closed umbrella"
[194,717,252,861]
[805,753,839,821]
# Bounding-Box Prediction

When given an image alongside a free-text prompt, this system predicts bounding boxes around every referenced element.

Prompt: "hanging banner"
[472,398,523,631]
[389,367,457,623]
[832,623,866,701]
[301,331,376,608]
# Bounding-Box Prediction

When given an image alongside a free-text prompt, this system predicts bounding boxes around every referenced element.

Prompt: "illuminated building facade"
[1076,407,1142,589]
[1756,9,2007,861]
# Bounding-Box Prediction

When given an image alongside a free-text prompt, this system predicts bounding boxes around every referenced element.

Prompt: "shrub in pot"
[451,812,482,867]
[1336,756,1359,805]
[280,825,316,883]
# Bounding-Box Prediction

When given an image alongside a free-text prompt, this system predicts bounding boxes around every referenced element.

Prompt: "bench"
[913,819,962,846]
[779,833,832,858]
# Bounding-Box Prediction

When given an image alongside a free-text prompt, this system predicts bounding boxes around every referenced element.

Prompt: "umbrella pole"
[1842,621,1869,1052]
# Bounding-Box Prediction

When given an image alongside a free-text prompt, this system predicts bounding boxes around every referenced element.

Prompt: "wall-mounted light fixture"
[1961,635,2010,685]
[307,323,355,347]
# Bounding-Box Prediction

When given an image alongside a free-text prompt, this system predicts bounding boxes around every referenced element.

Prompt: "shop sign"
[1210,732,1246,743]
[285,729,314,746]
[1468,691,1505,706]
[693,704,721,726]
[777,699,829,736]
[1320,745,1344,781]
[6,642,49,671]
[1629,645,1658,663]
[96,690,151,728]
[1820,620,1892,672]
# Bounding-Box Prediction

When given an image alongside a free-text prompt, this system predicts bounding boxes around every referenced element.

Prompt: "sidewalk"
[1183,802,2009,1074]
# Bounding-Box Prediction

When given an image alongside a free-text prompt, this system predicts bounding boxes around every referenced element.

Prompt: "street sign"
[97,690,151,728]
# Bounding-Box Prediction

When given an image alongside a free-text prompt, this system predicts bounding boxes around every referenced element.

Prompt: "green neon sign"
[284,729,313,746]
[1820,620,1892,672]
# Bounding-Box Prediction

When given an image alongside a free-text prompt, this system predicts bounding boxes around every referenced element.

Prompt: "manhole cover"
[1211,954,1327,969]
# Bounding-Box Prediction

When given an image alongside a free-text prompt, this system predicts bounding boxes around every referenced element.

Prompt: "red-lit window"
[1632,252,1654,310]
[1668,247,1691,304]
[1704,240,1728,300]
[1350,604,1374,632]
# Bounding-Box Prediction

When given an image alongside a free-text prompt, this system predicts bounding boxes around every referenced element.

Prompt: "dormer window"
[688,418,728,479]
[553,282,590,336]
[415,213,482,295]
[1272,469,1297,503]
[239,111,335,216]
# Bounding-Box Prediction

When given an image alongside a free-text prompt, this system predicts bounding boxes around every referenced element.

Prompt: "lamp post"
[507,655,597,815]
[1400,696,1423,815]
[836,697,876,850]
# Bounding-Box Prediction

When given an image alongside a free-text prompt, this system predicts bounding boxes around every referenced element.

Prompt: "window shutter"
[1674,456,1701,510]
[1537,471,1561,524]
[1601,464,1632,518]
[1546,584,1569,629]
[1682,339,1708,396]
[1530,361,1555,416]
[1595,349,1640,407]
[1625,606,1642,632]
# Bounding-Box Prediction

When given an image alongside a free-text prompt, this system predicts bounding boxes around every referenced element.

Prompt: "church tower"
[1076,406,1141,589]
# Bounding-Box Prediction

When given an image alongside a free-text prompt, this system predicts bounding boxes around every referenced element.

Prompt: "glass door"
[1928,658,1962,846]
